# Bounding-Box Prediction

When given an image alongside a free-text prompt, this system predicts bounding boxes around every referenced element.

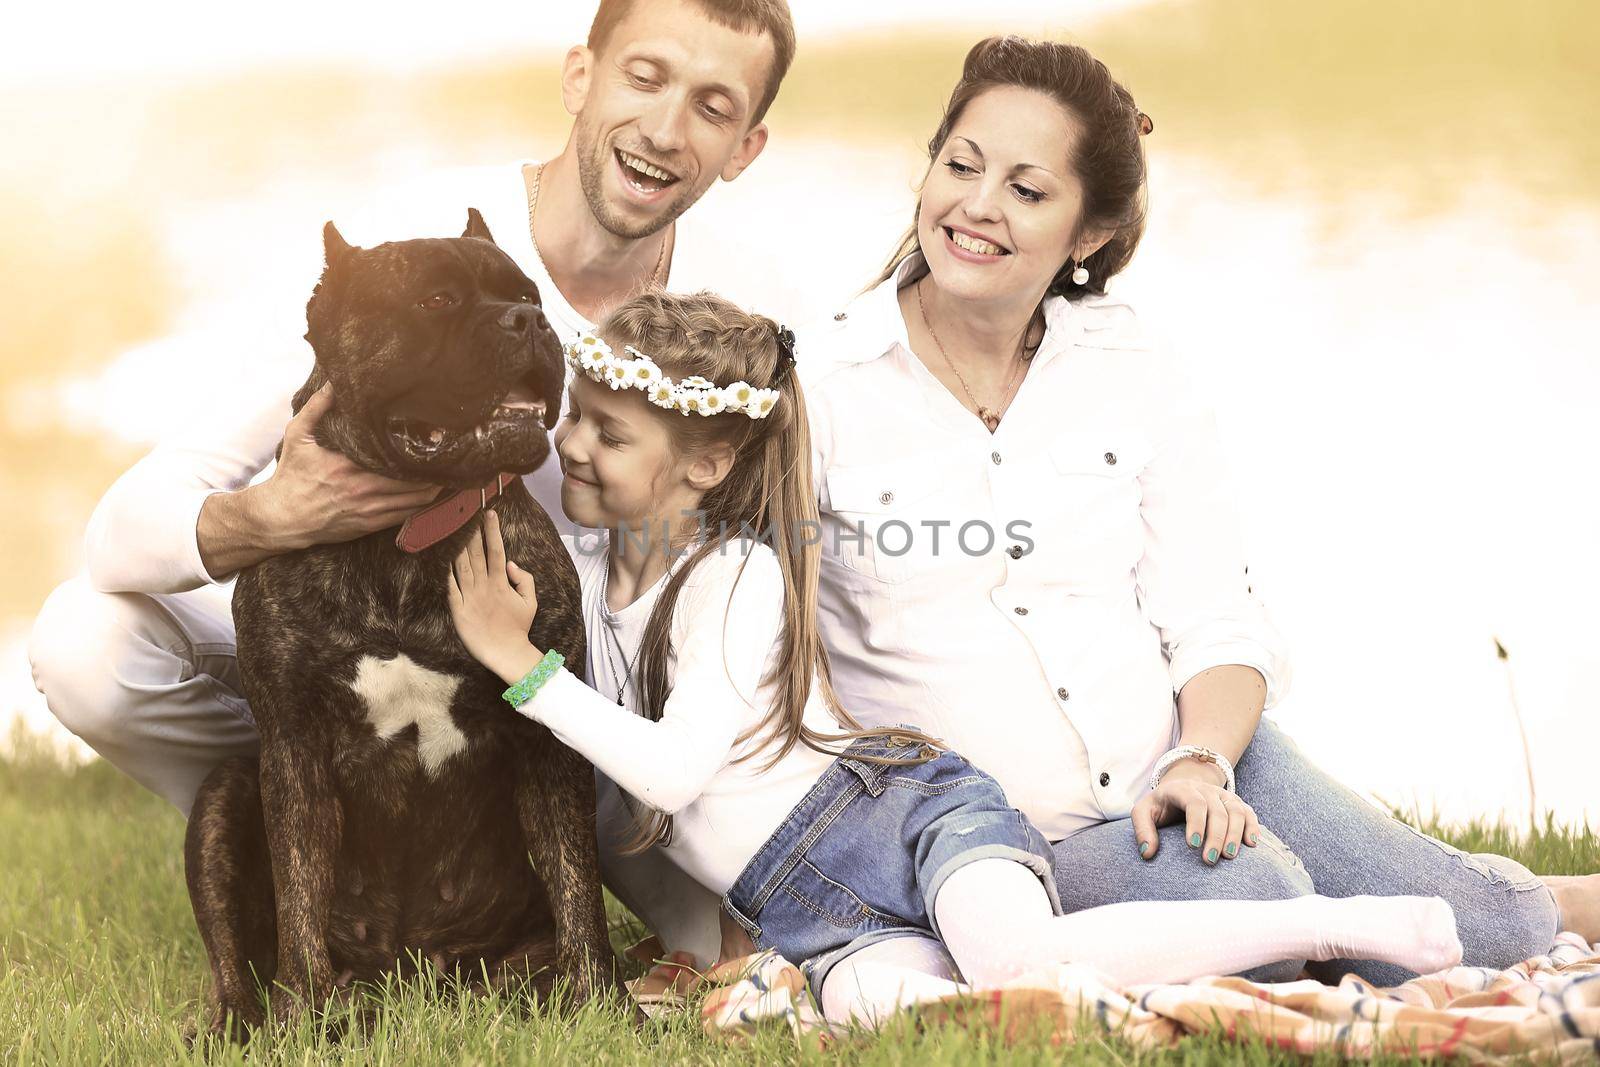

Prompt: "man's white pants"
[27,575,724,966]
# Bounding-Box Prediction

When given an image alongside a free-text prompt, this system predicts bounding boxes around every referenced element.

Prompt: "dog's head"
[295,210,565,488]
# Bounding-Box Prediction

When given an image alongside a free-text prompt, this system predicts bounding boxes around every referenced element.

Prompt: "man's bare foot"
[623,942,701,1017]
[1543,874,1600,941]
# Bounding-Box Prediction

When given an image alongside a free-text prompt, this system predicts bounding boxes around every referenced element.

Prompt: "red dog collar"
[395,472,519,553]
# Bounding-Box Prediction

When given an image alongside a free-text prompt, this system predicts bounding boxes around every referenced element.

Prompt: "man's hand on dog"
[448,509,542,686]
[258,384,444,550]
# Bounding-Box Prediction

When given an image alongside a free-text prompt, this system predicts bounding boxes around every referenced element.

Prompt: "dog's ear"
[462,208,497,245]
[323,221,355,269]
[308,223,355,347]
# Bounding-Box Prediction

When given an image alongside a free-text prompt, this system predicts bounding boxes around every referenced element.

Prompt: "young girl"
[447,291,1463,1027]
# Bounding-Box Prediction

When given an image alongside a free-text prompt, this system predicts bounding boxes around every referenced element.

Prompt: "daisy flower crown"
[564,333,784,420]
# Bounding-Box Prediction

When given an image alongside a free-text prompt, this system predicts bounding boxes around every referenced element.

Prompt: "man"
[29,0,792,972]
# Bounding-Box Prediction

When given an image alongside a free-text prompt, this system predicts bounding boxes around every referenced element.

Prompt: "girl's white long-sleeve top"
[518,532,836,895]
[798,263,1292,843]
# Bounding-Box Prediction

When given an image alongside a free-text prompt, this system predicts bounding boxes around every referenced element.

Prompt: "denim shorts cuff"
[923,844,1064,944]
[800,925,931,997]
[720,896,762,943]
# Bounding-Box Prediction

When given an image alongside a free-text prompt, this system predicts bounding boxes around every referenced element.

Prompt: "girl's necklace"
[524,162,669,293]
[914,278,1041,434]
[596,557,643,707]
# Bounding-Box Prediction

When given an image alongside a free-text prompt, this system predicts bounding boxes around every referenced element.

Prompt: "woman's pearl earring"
[1070,259,1090,286]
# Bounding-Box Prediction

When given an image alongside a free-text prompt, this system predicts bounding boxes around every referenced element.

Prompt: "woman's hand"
[1130,758,1261,865]
[446,509,543,685]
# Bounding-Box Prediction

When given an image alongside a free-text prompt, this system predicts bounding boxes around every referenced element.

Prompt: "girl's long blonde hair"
[599,290,938,852]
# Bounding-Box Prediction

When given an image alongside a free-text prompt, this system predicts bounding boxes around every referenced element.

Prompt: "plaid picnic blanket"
[697,932,1600,1061]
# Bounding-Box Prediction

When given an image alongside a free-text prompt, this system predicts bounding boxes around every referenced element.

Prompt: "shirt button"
[1104,452,1117,465]
[1099,771,1111,787]
[1013,606,1029,616]
[1007,544,1024,560]
[991,451,1002,465]
[1056,687,1069,700]
[879,490,894,505]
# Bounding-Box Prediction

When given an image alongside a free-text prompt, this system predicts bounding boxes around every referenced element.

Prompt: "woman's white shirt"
[517,532,836,895]
[799,266,1290,842]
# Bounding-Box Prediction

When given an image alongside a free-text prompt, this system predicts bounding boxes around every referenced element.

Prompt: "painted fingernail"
[1249,832,1259,845]
[1206,848,1219,863]
[1225,843,1238,857]
[1189,833,1202,848]
[1139,841,1150,857]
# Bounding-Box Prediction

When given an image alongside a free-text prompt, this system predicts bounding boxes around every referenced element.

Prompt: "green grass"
[3,747,1594,1065]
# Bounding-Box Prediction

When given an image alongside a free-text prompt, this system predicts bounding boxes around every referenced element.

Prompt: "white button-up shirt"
[800,264,1290,842]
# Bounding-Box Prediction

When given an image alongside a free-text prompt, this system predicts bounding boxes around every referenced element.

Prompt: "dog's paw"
[269,981,318,1030]
[322,977,382,1044]
[187,999,262,1047]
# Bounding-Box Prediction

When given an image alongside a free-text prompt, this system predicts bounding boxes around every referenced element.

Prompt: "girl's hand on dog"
[447,509,543,685]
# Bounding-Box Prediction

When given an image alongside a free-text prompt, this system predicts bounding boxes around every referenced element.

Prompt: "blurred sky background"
[2,0,1596,828]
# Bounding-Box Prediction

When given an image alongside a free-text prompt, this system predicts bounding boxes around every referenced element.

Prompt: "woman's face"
[917,85,1089,306]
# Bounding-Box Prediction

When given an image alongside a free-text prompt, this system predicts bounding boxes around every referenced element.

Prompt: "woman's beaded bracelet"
[1148,744,1236,794]
[501,649,565,708]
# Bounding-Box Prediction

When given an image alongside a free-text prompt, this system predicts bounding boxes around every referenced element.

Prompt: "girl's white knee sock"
[931,857,1462,988]
[817,933,966,1025]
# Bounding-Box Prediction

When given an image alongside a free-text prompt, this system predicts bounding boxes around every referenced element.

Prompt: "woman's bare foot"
[1543,874,1600,941]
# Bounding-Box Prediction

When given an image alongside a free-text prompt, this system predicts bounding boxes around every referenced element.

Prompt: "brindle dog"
[183,210,614,1040]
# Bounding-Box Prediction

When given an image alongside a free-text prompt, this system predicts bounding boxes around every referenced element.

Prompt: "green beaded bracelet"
[502,649,565,708]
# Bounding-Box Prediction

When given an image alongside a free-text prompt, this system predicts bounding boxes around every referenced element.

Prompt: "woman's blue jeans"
[1051,716,1559,985]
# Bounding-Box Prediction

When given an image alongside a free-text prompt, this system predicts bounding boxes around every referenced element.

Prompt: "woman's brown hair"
[876,34,1151,298]
[598,291,938,852]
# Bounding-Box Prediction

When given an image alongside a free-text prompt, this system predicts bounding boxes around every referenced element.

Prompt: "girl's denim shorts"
[721,729,1060,993]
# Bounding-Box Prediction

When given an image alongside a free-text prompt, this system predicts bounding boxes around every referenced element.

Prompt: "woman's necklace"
[596,557,643,706]
[914,278,1041,434]
[524,162,669,293]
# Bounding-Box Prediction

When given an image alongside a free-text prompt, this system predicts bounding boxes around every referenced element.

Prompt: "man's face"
[567,0,775,240]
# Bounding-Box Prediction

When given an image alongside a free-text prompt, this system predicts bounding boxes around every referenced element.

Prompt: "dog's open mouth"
[386,383,548,459]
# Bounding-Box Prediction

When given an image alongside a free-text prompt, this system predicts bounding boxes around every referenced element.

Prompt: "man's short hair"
[586,0,796,126]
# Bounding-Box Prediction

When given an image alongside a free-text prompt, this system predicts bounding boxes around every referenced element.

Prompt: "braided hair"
[596,290,936,851]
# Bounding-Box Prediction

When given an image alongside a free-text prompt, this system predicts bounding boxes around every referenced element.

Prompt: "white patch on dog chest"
[349,654,467,777]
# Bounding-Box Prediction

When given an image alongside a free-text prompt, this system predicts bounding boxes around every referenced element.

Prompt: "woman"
[800,34,1594,990]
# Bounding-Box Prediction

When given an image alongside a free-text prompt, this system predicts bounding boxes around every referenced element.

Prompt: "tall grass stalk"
[1494,636,1540,837]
